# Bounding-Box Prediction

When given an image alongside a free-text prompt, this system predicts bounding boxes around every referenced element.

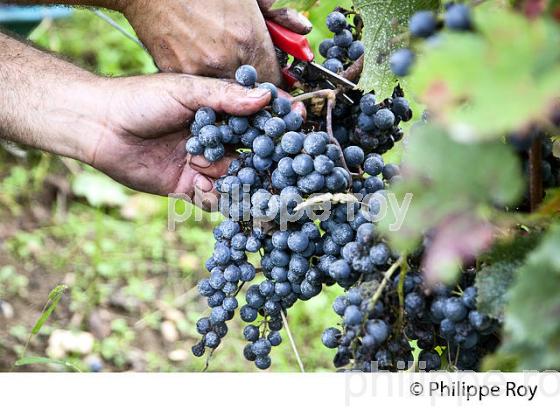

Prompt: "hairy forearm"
[1,0,128,11]
[0,33,108,162]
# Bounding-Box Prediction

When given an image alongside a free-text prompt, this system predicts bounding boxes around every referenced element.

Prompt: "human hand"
[121,0,311,85]
[89,74,272,209]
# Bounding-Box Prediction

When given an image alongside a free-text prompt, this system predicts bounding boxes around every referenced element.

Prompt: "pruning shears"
[265,20,357,100]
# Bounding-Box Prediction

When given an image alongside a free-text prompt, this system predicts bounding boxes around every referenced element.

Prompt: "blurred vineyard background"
[0,3,356,372]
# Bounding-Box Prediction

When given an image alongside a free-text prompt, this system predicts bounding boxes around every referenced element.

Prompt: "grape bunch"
[322,260,501,372]
[319,11,365,74]
[390,3,474,77]
[189,8,418,371]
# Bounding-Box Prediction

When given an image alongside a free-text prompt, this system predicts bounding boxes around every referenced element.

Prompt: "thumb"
[175,75,273,117]
[257,0,313,34]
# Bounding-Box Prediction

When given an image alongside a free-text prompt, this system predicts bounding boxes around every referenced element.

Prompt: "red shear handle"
[265,20,314,63]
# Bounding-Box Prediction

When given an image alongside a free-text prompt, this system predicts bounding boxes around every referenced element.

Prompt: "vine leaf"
[475,231,543,320]
[353,0,439,97]
[411,4,560,140]
[422,213,495,284]
[500,224,560,370]
[475,262,519,322]
[379,125,524,282]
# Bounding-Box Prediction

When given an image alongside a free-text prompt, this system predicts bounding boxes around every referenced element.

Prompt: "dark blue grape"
[278,157,296,177]
[343,305,363,326]
[364,153,384,176]
[272,97,291,116]
[297,172,326,193]
[390,48,415,76]
[333,29,353,48]
[332,296,348,316]
[348,41,365,60]
[195,107,216,127]
[198,278,215,297]
[228,116,249,134]
[373,108,395,130]
[235,65,258,86]
[253,155,273,171]
[258,82,278,99]
[204,144,225,162]
[199,125,221,147]
[292,153,314,176]
[240,127,260,147]
[244,324,260,342]
[272,231,290,250]
[223,296,239,312]
[223,265,241,282]
[462,286,477,309]
[264,117,286,138]
[271,266,288,282]
[196,317,212,335]
[204,331,220,348]
[259,280,275,297]
[409,11,437,38]
[359,93,377,115]
[281,131,304,155]
[326,11,347,34]
[186,137,204,155]
[304,132,328,155]
[252,110,272,131]
[267,331,282,346]
[239,262,256,281]
[405,292,425,316]
[445,4,472,31]
[287,231,309,253]
[322,327,341,348]
[323,58,344,73]
[319,38,335,58]
[444,297,468,322]
[192,341,205,357]
[343,146,365,167]
[283,111,303,131]
[253,136,275,158]
[369,243,390,265]
[255,355,271,370]
[382,164,400,180]
[210,306,228,324]
[392,97,411,121]
[245,235,261,253]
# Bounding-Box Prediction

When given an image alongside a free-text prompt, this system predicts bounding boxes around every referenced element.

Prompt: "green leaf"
[380,125,524,252]
[72,172,128,208]
[476,262,518,321]
[32,285,68,335]
[411,4,560,140]
[272,0,324,11]
[16,356,81,372]
[480,230,543,265]
[500,224,560,370]
[354,0,439,97]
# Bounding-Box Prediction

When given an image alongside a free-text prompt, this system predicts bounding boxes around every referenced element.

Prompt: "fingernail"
[189,154,211,169]
[298,13,312,32]
[195,174,214,193]
[249,88,271,99]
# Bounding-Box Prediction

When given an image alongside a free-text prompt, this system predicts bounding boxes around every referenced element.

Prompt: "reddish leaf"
[522,0,547,19]
[422,213,495,284]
